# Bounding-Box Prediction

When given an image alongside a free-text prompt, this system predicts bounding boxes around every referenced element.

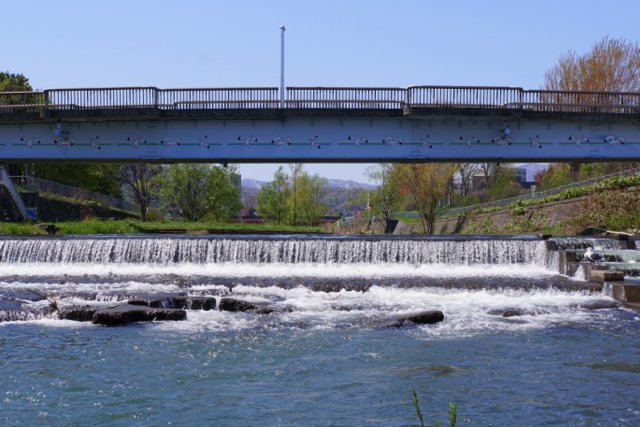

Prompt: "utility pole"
[280,26,285,108]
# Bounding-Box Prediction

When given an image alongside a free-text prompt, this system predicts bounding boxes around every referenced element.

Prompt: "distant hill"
[241,178,375,191]
[326,179,377,190]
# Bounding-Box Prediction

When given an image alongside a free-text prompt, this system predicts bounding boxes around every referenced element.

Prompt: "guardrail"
[1,86,638,115]
[440,166,640,217]
[11,175,137,213]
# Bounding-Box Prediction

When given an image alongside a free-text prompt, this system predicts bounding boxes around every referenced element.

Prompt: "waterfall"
[0,237,549,266]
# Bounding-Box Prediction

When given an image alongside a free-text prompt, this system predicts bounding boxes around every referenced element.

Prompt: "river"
[0,235,638,425]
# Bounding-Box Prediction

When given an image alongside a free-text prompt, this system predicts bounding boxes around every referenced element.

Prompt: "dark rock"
[580,301,621,310]
[403,310,445,324]
[188,297,217,311]
[311,283,372,293]
[254,306,274,315]
[92,304,186,326]
[127,293,188,309]
[219,298,273,314]
[59,306,97,322]
[36,223,59,235]
[219,298,258,312]
[487,308,527,317]
[384,310,445,327]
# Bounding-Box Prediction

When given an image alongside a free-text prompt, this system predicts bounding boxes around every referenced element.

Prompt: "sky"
[3,0,639,183]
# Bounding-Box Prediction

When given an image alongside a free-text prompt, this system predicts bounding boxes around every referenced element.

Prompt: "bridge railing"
[522,90,640,114]
[1,86,639,115]
[407,86,523,109]
[286,87,406,109]
[159,88,279,109]
[45,87,157,109]
[0,91,46,114]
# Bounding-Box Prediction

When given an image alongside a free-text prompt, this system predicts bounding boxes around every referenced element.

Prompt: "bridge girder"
[1,114,639,163]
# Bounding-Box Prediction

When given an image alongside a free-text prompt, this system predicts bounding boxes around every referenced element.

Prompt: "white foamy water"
[0,237,548,265]
[155,285,619,337]
[0,262,557,279]
[1,236,621,335]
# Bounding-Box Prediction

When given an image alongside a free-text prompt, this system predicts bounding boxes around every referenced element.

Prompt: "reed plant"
[411,388,457,427]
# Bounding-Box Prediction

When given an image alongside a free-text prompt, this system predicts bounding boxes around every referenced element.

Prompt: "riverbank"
[0,219,324,236]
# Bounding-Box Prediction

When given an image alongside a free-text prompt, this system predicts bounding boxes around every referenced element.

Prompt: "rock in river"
[92,304,186,326]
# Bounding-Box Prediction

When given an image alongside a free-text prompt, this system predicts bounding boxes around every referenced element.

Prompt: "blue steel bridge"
[0,85,638,163]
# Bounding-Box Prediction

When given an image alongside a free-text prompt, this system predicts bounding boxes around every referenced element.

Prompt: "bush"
[567,188,640,233]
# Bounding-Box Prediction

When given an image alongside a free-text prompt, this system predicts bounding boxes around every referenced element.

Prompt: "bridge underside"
[1,109,639,163]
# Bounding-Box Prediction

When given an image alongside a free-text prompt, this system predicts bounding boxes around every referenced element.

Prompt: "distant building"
[515,164,548,189]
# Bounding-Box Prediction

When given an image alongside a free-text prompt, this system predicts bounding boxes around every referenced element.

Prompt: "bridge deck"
[1,86,638,122]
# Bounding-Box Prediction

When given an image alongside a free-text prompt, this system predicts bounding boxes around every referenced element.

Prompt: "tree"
[367,164,402,234]
[394,164,457,234]
[118,164,162,221]
[544,36,640,93]
[294,172,328,226]
[155,164,241,221]
[289,163,303,225]
[456,163,479,199]
[544,36,640,178]
[0,72,32,92]
[256,167,289,224]
[33,164,123,198]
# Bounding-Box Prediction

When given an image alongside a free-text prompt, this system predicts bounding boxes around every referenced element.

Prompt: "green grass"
[0,222,47,236]
[0,219,324,236]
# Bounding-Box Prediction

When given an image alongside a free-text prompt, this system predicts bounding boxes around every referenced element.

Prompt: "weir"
[0,235,635,327]
[0,236,548,266]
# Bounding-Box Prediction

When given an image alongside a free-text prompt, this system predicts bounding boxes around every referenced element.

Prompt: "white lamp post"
[280,26,285,108]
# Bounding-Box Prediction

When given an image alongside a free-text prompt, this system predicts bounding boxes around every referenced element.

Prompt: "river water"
[0,235,639,426]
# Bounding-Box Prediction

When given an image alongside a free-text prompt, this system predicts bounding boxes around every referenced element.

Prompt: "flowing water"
[0,235,639,426]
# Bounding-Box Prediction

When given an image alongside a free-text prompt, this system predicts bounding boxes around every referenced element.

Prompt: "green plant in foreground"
[411,388,457,427]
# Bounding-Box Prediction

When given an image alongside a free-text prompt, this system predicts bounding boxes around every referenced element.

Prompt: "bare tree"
[457,163,480,198]
[367,164,402,234]
[545,36,640,93]
[395,164,457,234]
[544,36,640,178]
[118,164,162,221]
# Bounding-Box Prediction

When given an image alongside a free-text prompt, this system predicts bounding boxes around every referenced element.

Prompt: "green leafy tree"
[33,164,123,198]
[0,72,32,91]
[487,166,522,201]
[155,164,241,221]
[256,167,289,224]
[294,172,328,226]
[367,164,402,234]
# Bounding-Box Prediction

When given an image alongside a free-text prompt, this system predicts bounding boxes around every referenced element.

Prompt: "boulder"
[403,310,445,324]
[187,297,217,311]
[127,293,188,309]
[219,298,273,314]
[92,304,186,326]
[487,308,527,317]
[579,301,621,310]
[59,306,97,322]
[384,310,445,327]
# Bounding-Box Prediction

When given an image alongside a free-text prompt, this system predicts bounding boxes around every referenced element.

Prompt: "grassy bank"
[0,219,324,236]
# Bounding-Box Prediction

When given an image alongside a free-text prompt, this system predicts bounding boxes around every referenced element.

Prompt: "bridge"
[0,86,639,163]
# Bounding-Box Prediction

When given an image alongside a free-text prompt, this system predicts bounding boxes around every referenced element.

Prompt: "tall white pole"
[280,26,285,108]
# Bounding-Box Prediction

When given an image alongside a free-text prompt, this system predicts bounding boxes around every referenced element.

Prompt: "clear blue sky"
[4,0,639,182]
